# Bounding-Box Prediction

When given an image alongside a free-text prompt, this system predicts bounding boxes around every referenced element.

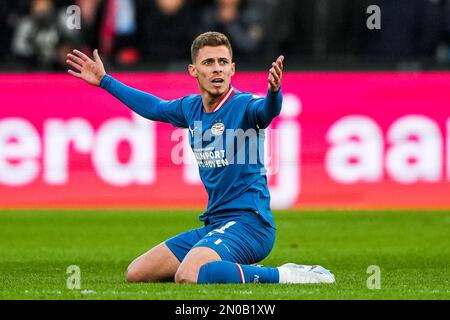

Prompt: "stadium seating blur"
[0,0,449,71]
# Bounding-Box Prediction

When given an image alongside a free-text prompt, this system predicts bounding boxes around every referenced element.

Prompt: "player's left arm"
[247,55,284,129]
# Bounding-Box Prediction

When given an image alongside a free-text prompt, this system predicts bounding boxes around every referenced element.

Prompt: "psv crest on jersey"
[211,122,225,135]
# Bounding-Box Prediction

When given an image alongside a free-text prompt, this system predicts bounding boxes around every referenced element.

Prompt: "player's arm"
[247,55,284,129]
[66,49,187,127]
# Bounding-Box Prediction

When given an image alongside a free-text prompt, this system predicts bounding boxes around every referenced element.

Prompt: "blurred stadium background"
[0,0,450,300]
[1,0,450,71]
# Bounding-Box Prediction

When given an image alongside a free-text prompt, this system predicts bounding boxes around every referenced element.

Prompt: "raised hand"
[66,49,106,86]
[268,55,284,92]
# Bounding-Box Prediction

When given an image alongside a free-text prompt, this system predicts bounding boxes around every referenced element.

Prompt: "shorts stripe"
[235,263,245,284]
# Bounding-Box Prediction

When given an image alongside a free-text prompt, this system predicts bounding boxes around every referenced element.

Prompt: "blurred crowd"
[0,0,449,71]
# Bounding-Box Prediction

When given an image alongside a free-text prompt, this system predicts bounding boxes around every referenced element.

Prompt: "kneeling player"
[67,32,335,285]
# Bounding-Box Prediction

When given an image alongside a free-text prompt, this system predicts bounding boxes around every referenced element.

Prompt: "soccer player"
[66,32,335,284]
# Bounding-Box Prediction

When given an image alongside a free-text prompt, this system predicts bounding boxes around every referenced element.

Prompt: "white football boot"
[277,263,336,284]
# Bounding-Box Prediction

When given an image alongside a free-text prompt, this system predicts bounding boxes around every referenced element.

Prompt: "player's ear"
[231,62,236,77]
[188,64,197,78]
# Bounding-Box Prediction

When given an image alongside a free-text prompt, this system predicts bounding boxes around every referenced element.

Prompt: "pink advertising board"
[0,72,449,209]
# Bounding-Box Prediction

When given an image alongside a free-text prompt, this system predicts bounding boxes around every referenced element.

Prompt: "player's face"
[189,45,235,97]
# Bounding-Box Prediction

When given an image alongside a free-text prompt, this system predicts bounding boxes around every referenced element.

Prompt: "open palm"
[66,49,106,86]
[268,55,284,92]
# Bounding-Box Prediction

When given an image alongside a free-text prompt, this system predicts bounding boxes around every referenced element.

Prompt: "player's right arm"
[66,49,187,128]
[245,55,284,129]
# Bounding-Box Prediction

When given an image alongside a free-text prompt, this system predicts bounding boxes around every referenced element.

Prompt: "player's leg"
[192,212,335,284]
[194,226,335,284]
[126,242,180,282]
[174,246,221,283]
[176,246,282,284]
[196,212,280,284]
[198,260,279,284]
[198,261,336,284]
[126,226,207,283]
[175,211,279,284]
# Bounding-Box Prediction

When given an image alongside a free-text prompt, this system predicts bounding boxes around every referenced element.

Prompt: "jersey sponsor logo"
[211,122,225,136]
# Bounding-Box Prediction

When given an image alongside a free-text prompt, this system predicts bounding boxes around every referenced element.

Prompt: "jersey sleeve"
[246,89,283,129]
[100,74,188,128]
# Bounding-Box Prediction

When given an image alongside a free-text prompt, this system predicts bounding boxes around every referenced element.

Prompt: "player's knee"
[125,262,150,283]
[125,268,144,283]
[174,266,198,284]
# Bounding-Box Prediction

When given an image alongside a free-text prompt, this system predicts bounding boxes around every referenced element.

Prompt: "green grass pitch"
[0,209,449,300]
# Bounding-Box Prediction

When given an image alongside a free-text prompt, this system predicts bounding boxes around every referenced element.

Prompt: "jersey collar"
[206,86,235,113]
